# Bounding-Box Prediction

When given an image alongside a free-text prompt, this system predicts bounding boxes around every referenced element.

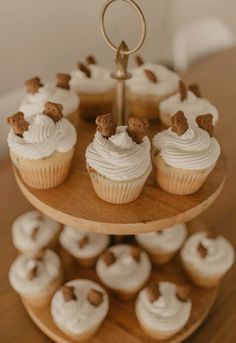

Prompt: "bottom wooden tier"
[22,221,218,343]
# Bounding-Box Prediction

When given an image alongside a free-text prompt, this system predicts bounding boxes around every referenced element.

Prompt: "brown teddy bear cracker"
[7,112,29,137]
[135,55,144,67]
[176,284,191,303]
[78,62,91,78]
[56,73,71,90]
[171,111,188,136]
[188,83,201,98]
[179,80,188,102]
[60,285,77,302]
[196,113,214,137]
[127,116,149,144]
[25,77,44,95]
[43,102,63,123]
[87,289,104,307]
[147,284,161,303]
[86,55,97,65]
[144,69,158,83]
[96,113,116,138]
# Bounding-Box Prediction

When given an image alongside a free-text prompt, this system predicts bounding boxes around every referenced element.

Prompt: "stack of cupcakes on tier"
[7,101,77,189]
[86,113,152,203]
[12,210,61,254]
[127,55,180,121]
[20,75,79,125]
[152,111,221,194]
[70,55,115,120]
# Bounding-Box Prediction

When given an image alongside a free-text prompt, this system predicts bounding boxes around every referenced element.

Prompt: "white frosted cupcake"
[12,210,61,253]
[127,56,180,121]
[20,75,79,124]
[59,226,110,267]
[7,102,77,189]
[152,111,221,194]
[159,81,219,127]
[96,244,151,300]
[136,282,192,340]
[86,114,152,204]
[181,231,235,288]
[135,223,188,264]
[70,56,115,120]
[9,248,63,307]
[51,279,109,341]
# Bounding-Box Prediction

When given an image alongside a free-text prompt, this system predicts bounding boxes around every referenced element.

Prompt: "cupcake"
[135,282,192,340]
[181,231,235,288]
[86,114,152,204]
[19,75,79,124]
[12,210,61,254]
[70,55,115,120]
[59,226,110,267]
[135,223,188,264]
[159,81,219,127]
[9,248,63,307]
[96,244,151,299]
[51,279,109,341]
[7,102,77,189]
[127,55,180,121]
[152,111,221,195]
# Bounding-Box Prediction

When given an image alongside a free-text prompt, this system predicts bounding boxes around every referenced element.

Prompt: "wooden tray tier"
[22,221,218,343]
[14,119,227,234]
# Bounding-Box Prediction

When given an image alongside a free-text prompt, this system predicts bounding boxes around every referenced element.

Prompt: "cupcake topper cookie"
[130,246,141,263]
[147,283,161,303]
[135,55,144,66]
[127,116,149,144]
[31,226,39,240]
[102,250,116,266]
[197,242,208,258]
[43,102,63,123]
[189,83,201,98]
[27,263,38,280]
[56,73,71,90]
[179,80,188,102]
[196,113,214,137]
[87,289,104,307]
[144,69,158,83]
[60,285,77,301]
[176,284,191,303]
[78,235,89,249]
[171,111,188,136]
[78,62,91,78]
[7,112,29,137]
[96,113,116,138]
[25,76,44,95]
[86,55,97,65]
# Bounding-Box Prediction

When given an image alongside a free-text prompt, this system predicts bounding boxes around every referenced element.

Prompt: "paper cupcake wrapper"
[10,148,74,189]
[154,154,215,195]
[87,164,152,204]
[65,110,79,127]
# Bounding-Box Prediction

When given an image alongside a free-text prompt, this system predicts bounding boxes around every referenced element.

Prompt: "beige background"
[0,0,236,94]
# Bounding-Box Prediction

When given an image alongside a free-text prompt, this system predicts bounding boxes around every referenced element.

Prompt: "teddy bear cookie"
[25,76,44,95]
[85,114,152,204]
[7,112,29,137]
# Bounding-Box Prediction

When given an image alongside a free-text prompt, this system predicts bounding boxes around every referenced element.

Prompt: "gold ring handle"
[100,0,146,56]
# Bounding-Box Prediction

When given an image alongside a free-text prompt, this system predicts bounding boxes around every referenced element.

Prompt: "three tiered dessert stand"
[12,1,227,342]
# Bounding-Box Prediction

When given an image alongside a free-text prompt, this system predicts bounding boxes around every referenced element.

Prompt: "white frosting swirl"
[135,223,187,254]
[9,249,61,295]
[60,226,110,258]
[153,127,220,170]
[12,210,60,252]
[136,282,192,334]
[70,65,115,94]
[86,126,151,181]
[51,279,109,335]
[159,90,219,127]
[19,84,79,119]
[7,114,77,159]
[96,244,151,292]
[181,232,235,276]
[127,63,180,97]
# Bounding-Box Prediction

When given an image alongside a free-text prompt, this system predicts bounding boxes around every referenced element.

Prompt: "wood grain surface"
[1,47,236,342]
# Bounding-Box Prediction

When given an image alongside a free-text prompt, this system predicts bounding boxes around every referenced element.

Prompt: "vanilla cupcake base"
[153,154,215,195]
[148,250,176,265]
[159,110,173,127]
[10,148,75,189]
[182,259,221,288]
[65,109,79,127]
[21,270,63,308]
[78,89,115,121]
[87,163,152,204]
[127,90,177,121]
[61,247,98,268]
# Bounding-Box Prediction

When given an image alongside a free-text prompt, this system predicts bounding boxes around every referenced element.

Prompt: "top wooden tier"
[14,118,227,235]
